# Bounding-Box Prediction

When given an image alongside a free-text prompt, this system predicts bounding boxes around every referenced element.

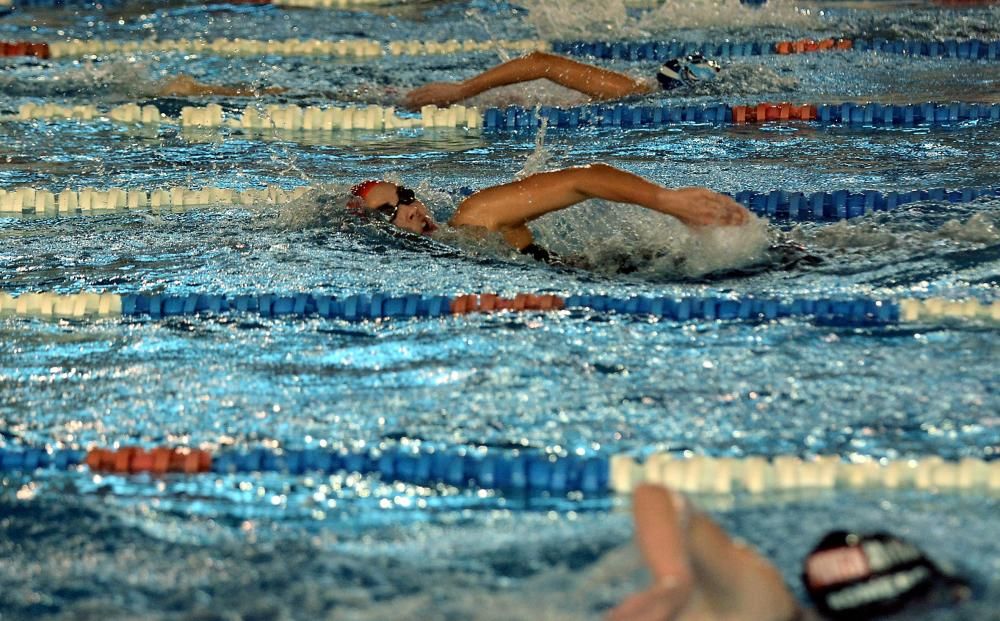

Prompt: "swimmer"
[349,163,749,261]
[404,51,720,110]
[609,483,972,621]
[154,74,286,97]
[148,51,716,105]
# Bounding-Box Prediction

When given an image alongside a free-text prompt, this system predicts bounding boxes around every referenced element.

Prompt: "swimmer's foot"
[155,74,287,97]
[156,74,204,97]
[769,240,824,270]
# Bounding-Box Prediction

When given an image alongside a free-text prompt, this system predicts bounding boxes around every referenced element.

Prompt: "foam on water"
[791,197,1000,251]
[517,0,636,40]
[519,0,818,40]
[0,59,153,98]
[835,4,1000,41]
[638,0,819,33]
[529,203,772,277]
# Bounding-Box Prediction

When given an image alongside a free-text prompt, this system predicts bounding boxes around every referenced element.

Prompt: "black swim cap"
[802,531,970,619]
[656,53,721,91]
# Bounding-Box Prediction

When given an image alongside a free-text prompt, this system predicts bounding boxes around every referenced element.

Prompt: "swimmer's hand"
[660,188,750,227]
[404,82,467,110]
[606,575,695,621]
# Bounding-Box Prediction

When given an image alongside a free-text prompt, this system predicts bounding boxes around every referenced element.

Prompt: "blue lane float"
[551,38,1000,61]
[482,101,1000,131]
[120,293,454,320]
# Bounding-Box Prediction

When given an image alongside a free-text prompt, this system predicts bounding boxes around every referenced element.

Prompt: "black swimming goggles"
[373,186,416,223]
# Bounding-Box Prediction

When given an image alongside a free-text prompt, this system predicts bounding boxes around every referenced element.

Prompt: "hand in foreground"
[403,82,467,110]
[663,188,751,228]
[606,575,694,621]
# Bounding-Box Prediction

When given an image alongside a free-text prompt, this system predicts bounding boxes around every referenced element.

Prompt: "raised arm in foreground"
[608,483,802,621]
[404,52,654,109]
[449,164,748,250]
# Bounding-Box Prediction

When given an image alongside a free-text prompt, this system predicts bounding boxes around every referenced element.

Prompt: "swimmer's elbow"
[524,50,557,64]
[584,163,618,175]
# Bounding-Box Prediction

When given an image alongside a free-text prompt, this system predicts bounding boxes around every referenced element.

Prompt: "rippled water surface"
[1,1,999,619]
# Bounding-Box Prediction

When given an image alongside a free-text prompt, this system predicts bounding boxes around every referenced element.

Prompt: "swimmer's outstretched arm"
[449,164,748,250]
[404,51,654,110]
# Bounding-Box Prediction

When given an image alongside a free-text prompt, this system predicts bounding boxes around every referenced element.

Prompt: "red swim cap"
[350,180,380,199]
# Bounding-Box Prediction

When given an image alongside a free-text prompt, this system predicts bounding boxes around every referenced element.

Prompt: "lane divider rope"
[2,183,995,220]
[552,37,1000,61]
[0,292,997,324]
[0,445,996,495]
[3,0,395,8]
[0,184,312,213]
[6,101,998,136]
[272,0,770,8]
[0,37,547,60]
[7,102,481,130]
[481,101,1000,130]
[4,37,997,61]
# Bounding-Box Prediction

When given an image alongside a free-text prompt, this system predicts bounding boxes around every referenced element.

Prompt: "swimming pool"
[1,0,998,619]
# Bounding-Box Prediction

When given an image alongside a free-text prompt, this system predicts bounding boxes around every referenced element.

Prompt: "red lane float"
[449,293,565,315]
[775,38,853,55]
[731,102,818,124]
[1,41,51,58]
[86,446,212,474]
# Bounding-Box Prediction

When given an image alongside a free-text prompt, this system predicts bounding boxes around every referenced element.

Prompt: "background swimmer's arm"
[450,164,749,239]
[404,52,653,109]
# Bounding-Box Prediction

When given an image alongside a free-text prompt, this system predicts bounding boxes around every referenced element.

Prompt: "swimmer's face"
[362,182,438,236]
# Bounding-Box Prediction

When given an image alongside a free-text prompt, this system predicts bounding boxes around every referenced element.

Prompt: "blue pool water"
[1,1,999,619]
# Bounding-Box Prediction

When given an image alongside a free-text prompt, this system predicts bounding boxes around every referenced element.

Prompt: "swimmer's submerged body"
[349,164,750,258]
[153,74,286,98]
[611,483,972,621]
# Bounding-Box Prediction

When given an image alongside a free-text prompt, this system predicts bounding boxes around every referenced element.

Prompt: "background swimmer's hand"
[660,187,750,227]
[606,575,694,621]
[404,82,467,110]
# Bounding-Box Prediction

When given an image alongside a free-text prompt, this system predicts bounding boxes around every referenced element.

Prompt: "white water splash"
[639,0,818,32]
[938,213,999,244]
[793,210,999,250]
[518,0,638,40]
[0,59,153,97]
[464,79,595,109]
[684,61,799,97]
[272,184,354,230]
[532,201,772,277]
[516,114,555,179]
